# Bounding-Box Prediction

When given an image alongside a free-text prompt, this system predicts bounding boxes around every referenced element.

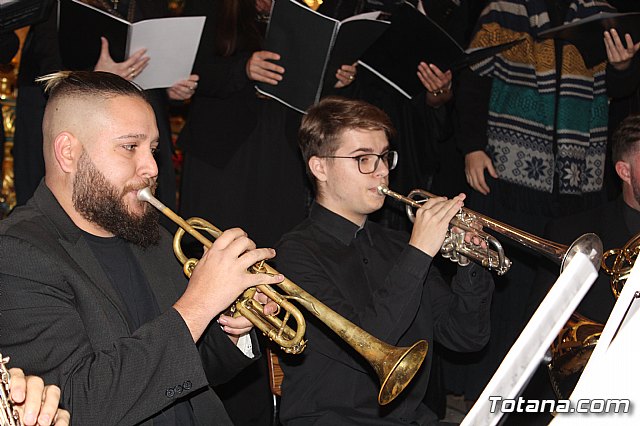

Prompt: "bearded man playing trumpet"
[273,96,495,426]
[0,71,283,425]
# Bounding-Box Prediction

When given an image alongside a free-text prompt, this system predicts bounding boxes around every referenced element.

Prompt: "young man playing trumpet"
[274,96,495,425]
[0,71,282,425]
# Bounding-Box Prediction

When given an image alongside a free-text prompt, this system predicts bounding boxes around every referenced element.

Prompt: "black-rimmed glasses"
[321,150,398,174]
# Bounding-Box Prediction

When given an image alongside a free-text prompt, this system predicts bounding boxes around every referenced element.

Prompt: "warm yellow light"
[303,0,323,11]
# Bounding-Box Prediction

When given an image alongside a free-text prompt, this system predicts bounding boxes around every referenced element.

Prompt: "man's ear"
[53,132,80,173]
[616,160,632,186]
[309,156,328,183]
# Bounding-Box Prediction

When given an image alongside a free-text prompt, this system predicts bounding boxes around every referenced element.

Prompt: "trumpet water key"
[137,187,428,405]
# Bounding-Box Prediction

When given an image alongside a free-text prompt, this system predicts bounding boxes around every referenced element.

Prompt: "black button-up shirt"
[274,202,494,425]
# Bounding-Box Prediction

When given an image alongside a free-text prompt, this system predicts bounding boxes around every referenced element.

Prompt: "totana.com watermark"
[488,396,631,414]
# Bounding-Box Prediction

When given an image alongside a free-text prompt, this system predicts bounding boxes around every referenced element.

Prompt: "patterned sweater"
[469,0,614,196]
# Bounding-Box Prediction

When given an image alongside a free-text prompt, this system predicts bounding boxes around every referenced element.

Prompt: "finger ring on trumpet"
[348,74,354,81]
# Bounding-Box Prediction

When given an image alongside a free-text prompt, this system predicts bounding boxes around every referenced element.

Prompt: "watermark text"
[488,396,631,414]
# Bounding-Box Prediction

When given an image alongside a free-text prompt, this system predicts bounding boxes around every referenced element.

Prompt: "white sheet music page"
[461,253,598,426]
[550,260,640,425]
[129,16,205,90]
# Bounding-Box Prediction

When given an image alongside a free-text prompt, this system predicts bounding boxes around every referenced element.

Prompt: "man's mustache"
[123,179,157,196]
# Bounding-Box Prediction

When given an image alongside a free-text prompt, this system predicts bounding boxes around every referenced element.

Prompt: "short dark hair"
[612,114,640,164]
[299,96,395,190]
[38,70,148,103]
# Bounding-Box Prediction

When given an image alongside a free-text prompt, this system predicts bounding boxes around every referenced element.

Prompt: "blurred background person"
[453,0,640,412]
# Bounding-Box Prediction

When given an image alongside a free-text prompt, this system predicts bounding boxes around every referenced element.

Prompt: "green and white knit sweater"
[470,0,614,195]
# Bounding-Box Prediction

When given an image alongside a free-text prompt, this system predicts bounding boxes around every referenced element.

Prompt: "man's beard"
[72,151,160,248]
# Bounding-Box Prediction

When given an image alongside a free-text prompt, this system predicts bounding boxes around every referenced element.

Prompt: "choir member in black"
[453,0,639,410]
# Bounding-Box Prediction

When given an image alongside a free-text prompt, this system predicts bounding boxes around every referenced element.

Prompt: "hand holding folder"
[58,0,205,89]
[538,12,640,68]
[255,0,388,113]
[358,3,523,99]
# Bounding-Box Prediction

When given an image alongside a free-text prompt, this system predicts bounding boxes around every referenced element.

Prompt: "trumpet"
[138,188,428,405]
[601,232,640,297]
[377,185,603,275]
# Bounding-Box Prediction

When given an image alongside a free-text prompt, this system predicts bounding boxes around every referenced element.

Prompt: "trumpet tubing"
[137,188,428,405]
[601,232,640,298]
[377,185,603,275]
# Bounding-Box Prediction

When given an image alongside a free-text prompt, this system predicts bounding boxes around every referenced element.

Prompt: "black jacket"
[0,182,257,425]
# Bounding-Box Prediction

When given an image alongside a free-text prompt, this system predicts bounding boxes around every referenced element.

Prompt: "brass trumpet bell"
[549,231,640,398]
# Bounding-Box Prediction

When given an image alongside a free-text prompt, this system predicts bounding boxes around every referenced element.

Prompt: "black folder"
[0,0,55,33]
[538,12,640,68]
[359,2,523,99]
[58,0,129,70]
[255,0,388,113]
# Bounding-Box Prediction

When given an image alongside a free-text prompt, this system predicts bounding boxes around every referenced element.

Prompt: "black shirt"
[85,234,196,426]
[274,202,494,425]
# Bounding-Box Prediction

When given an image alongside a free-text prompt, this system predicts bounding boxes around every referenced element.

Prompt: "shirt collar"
[309,202,374,246]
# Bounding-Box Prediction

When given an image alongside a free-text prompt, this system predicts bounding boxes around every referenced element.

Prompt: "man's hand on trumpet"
[7,368,70,426]
[218,289,279,345]
[409,194,466,257]
[173,228,284,343]
[452,217,489,249]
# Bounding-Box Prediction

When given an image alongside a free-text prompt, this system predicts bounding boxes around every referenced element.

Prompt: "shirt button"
[363,258,369,264]
[471,271,477,277]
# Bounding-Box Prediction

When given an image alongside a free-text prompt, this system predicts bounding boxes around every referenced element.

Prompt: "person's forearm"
[606,57,640,99]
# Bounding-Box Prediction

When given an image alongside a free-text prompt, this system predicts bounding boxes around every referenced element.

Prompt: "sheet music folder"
[58,0,129,70]
[538,12,640,68]
[255,0,388,113]
[359,3,523,99]
[57,0,205,89]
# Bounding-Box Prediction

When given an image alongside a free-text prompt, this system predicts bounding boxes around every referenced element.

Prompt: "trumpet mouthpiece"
[137,187,166,212]
[137,187,153,202]
[377,185,389,195]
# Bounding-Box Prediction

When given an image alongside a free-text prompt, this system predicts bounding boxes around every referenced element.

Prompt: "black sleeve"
[606,56,640,99]
[455,67,492,155]
[429,263,494,351]
[0,235,246,425]
[198,325,260,386]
